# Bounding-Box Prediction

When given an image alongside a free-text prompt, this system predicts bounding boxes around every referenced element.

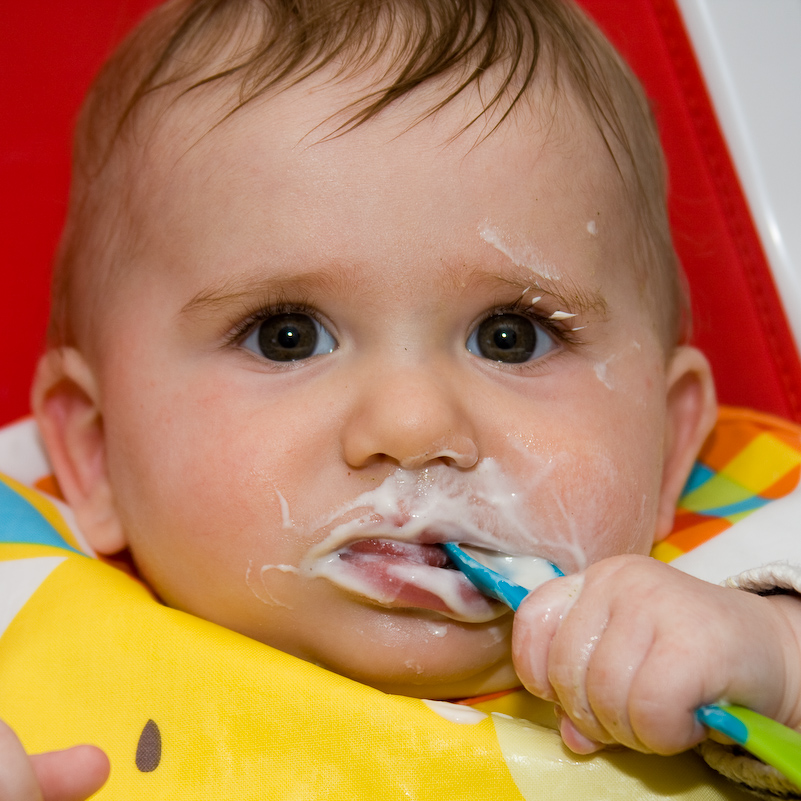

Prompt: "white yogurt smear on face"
[275,489,293,529]
[299,458,570,621]
[479,223,561,282]
[424,622,449,638]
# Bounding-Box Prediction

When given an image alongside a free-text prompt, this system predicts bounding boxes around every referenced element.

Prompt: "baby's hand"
[512,554,801,755]
[0,720,109,801]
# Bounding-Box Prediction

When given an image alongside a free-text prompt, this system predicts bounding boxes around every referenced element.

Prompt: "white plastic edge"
[674,0,801,353]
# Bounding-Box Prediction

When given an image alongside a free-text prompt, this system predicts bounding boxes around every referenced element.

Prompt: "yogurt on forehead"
[298,459,567,622]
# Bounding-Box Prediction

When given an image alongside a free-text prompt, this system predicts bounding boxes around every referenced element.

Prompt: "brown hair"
[50,0,685,349]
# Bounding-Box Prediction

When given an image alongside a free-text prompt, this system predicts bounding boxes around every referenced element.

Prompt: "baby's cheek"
[506,437,661,573]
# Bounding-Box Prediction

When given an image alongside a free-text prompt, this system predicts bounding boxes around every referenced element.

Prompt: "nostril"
[439,448,479,469]
[399,437,479,470]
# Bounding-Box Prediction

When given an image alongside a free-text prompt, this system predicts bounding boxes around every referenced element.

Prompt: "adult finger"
[0,720,42,801]
[30,747,109,801]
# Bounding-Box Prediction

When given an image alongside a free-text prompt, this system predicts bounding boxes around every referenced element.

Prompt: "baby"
[5,0,801,797]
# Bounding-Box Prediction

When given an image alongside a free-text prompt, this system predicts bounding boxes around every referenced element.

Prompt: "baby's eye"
[242,312,336,362]
[466,313,557,363]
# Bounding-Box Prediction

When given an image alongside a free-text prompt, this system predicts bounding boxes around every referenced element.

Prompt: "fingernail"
[559,714,604,755]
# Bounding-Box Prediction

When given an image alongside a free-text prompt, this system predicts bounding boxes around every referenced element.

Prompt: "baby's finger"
[624,640,708,754]
[512,574,584,702]
[0,720,42,801]
[514,573,618,747]
[31,746,110,801]
[541,585,618,747]
[554,706,605,754]
[581,604,658,751]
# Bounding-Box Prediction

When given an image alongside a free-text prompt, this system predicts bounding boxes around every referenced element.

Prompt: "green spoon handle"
[697,704,801,788]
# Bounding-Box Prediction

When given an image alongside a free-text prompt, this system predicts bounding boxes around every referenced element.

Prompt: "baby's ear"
[31,348,127,555]
[655,345,717,542]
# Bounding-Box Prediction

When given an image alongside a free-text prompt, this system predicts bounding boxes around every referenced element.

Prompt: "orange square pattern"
[653,408,801,563]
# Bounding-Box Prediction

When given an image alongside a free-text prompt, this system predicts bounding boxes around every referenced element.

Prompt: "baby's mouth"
[343,539,451,568]
[312,537,506,623]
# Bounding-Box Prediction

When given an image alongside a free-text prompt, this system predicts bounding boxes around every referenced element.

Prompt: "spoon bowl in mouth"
[441,543,563,611]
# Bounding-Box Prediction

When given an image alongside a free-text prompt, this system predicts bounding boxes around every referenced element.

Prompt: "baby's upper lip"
[306,507,523,567]
[320,516,495,552]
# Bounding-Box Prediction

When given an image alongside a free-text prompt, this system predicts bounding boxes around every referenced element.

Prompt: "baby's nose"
[340,365,479,470]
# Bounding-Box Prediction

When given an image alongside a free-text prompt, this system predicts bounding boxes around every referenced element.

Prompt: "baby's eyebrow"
[518,278,608,317]
[179,269,353,316]
[458,264,609,317]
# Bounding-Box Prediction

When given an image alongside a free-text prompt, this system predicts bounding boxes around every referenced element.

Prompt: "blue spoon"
[441,542,563,609]
[443,541,801,788]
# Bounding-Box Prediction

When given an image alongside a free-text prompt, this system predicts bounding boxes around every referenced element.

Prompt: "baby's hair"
[50,0,686,350]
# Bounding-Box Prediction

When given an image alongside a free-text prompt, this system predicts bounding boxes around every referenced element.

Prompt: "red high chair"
[2,0,800,426]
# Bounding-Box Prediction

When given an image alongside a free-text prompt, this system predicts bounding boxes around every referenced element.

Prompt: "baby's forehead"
[131,72,623,242]
[114,81,639,314]
[55,0,680,353]
[132,61,619,200]
[101,72,633,311]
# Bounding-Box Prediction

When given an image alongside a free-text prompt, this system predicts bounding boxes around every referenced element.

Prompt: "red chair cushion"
[3,0,800,423]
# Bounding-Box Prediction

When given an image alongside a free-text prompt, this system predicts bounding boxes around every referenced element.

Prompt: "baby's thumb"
[511,575,583,701]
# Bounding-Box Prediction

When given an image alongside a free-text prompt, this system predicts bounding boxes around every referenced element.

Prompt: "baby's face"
[73,78,698,697]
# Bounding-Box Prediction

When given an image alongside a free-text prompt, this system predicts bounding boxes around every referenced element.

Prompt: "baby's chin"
[290,611,518,699]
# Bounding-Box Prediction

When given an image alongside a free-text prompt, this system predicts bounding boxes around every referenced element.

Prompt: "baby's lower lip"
[319,538,505,622]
